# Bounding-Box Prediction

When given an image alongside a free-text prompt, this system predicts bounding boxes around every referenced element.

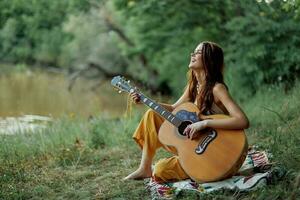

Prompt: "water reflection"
[0,70,128,118]
[0,115,51,135]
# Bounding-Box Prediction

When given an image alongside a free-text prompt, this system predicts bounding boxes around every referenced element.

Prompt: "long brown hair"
[186,41,226,114]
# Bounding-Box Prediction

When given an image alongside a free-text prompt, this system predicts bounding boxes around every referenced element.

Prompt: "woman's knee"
[144,109,156,118]
[144,109,164,124]
[153,159,169,180]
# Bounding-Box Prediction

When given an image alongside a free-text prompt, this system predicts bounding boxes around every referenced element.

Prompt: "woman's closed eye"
[191,50,202,57]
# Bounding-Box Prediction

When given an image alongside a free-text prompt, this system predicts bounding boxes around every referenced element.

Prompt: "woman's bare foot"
[123,167,152,180]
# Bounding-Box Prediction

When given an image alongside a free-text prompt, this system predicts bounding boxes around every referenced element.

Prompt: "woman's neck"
[193,70,205,85]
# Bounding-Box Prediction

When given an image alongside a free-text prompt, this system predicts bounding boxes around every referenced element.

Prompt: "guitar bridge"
[195,130,217,154]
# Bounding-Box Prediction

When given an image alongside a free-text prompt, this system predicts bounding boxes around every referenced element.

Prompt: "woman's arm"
[206,83,250,130]
[184,83,249,139]
[158,103,174,112]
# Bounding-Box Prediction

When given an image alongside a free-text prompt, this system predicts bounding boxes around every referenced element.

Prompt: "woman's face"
[188,43,203,70]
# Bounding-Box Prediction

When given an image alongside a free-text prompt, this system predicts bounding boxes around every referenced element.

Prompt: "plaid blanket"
[145,146,285,199]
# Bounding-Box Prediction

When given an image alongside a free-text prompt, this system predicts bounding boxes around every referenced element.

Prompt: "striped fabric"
[145,146,285,199]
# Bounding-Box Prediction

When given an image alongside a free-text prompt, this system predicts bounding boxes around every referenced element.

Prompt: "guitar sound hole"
[178,121,192,136]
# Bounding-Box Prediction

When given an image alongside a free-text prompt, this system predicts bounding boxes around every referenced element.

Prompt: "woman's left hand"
[183,120,209,140]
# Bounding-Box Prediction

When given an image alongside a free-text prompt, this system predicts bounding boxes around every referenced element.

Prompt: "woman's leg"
[124,109,165,180]
[153,156,189,183]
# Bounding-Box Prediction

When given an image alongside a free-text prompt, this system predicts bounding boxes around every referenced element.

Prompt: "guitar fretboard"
[138,93,182,127]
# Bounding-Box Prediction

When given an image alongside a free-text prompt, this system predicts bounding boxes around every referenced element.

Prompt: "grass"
[0,82,300,199]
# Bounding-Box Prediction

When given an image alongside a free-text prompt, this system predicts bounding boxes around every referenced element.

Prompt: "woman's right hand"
[130,92,142,104]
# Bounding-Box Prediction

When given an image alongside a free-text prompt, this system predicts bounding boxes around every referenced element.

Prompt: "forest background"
[1,0,300,99]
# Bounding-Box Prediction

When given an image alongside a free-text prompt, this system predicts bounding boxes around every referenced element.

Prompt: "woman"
[124,41,250,182]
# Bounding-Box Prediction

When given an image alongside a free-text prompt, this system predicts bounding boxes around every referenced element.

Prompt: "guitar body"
[158,102,248,183]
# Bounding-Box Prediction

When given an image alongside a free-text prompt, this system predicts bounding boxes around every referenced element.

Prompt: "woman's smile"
[189,53,201,68]
[189,43,203,69]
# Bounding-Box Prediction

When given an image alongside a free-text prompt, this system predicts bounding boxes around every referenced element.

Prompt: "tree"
[0,0,90,65]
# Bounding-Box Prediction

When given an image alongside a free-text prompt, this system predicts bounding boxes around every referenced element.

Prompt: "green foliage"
[90,119,111,149]
[0,0,90,64]
[243,80,300,171]
[111,0,300,98]
[61,9,127,71]
[1,0,300,99]
[112,0,235,95]
[225,1,300,100]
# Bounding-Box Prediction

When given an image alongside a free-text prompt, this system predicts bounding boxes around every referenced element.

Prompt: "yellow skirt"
[133,109,189,182]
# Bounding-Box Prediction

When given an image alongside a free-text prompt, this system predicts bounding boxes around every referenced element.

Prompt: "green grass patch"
[1,82,300,199]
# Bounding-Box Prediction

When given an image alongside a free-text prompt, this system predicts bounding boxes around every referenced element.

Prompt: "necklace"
[196,83,201,94]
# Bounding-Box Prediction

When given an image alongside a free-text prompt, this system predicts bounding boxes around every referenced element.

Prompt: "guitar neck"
[138,92,182,127]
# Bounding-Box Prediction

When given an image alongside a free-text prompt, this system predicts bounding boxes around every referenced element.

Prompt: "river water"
[0,70,130,118]
[0,70,133,134]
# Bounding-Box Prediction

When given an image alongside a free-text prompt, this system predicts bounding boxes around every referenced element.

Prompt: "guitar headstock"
[111,75,136,94]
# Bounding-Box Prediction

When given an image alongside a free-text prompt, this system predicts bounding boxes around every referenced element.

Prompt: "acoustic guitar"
[111,76,248,183]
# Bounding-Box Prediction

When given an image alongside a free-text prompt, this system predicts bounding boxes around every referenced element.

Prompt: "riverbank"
[0,81,299,199]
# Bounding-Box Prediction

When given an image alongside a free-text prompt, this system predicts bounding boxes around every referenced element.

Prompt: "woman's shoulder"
[212,82,230,103]
[212,82,228,94]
